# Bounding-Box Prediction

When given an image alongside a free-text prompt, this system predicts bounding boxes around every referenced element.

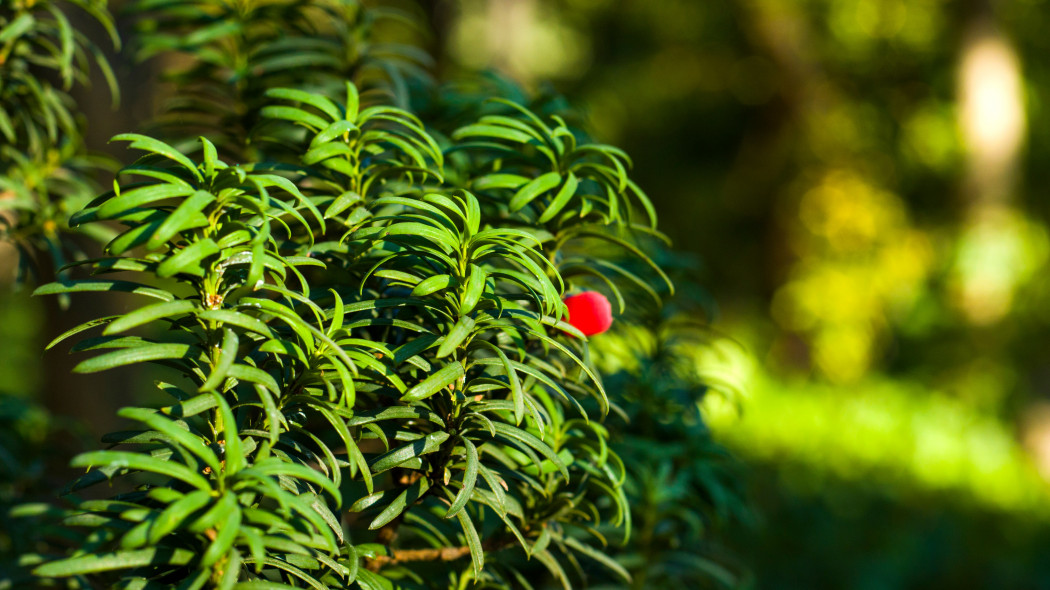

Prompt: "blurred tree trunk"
[37,2,154,439]
[418,0,454,76]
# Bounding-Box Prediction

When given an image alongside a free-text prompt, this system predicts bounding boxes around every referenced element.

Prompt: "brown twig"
[367,545,473,569]
[364,539,513,571]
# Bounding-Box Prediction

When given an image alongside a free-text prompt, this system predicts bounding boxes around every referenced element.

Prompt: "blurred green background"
[6,0,1050,587]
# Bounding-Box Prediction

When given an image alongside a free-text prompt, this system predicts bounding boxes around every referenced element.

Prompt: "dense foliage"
[0,1,743,589]
[0,0,118,286]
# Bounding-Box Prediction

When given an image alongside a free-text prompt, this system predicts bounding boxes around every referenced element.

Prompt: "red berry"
[563,291,613,336]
